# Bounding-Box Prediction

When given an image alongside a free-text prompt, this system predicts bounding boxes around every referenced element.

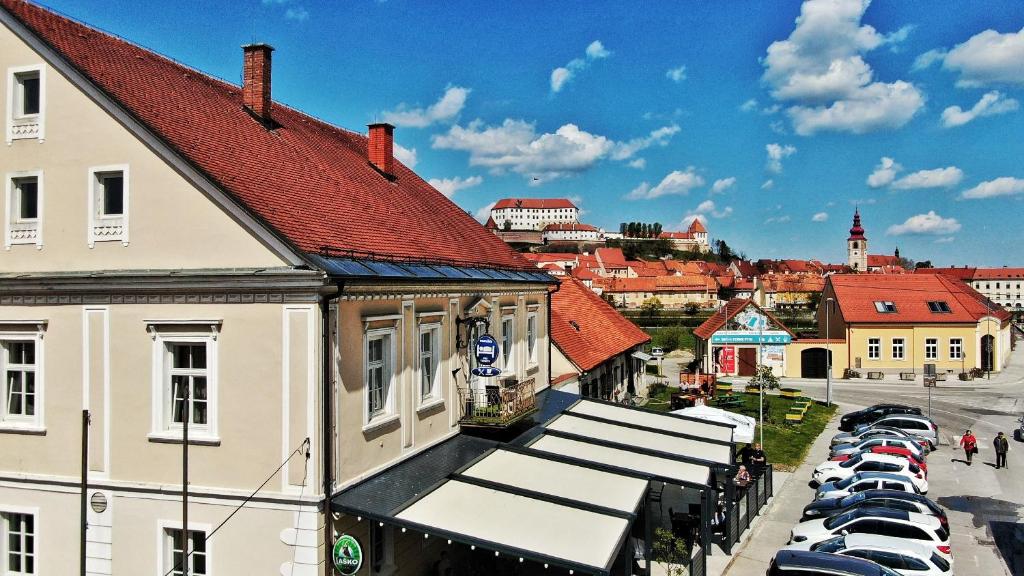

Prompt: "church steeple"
[848,208,866,240]
[847,209,868,271]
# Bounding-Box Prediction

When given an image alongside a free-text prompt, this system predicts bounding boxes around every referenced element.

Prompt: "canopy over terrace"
[567,398,735,444]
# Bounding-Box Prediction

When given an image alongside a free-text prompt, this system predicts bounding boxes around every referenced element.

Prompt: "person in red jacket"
[959,429,978,465]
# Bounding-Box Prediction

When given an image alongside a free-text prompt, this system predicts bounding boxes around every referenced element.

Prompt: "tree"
[652,528,689,576]
[684,301,701,316]
[914,260,933,269]
[896,256,916,270]
[641,297,664,320]
[653,222,663,237]
[619,222,627,235]
[502,219,512,231]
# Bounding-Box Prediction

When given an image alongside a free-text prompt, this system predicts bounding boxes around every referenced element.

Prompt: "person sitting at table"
[734,465,751,485]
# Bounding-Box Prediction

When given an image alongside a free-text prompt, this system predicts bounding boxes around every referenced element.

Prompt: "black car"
[839,404,922,432]
[802,489,947,527]
[768,550,903,575]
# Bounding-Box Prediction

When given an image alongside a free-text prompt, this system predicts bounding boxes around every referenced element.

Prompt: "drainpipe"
[321,281,344,576]
[547,281,561,389]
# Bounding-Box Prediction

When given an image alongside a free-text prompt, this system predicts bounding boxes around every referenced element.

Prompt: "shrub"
[969,367,985,378]
[751,365,780,390]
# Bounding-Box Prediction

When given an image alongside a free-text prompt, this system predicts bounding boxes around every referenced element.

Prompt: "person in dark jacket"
[994,432,1009,469]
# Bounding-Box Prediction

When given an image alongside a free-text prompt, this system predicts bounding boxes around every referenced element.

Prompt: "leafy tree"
[640,297,664,319]
[503,219,512,231]
[715,239,735,262]
[653,222,663,237]
[652,528,689,576]
[684,302,701,316]
[914,260,933,269]
[619,222,627,235]
[896,256,916,270]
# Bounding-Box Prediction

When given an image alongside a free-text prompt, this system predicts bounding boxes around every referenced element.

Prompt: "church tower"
[847,209,868,271]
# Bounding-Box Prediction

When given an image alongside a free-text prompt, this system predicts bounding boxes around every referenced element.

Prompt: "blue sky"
[37,0,1024,265]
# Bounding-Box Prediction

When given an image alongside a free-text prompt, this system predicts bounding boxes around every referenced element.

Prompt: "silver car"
[856,416,939,450]
[832,425,918,447]
[831,436,927,459]
[816,472,921,500]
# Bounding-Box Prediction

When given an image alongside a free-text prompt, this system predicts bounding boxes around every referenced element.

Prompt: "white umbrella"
[671,405,756,444]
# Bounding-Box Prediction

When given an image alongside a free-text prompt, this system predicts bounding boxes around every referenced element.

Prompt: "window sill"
[147,433,221,446]
[362,413,400,434]
[0,424,46,435]
[417,398,445,415]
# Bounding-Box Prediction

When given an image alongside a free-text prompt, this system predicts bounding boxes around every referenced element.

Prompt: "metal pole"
[987,299,992,379]
[758,318,764,447]
[81,409,89,576]
[826,298,833,407]
[183,384,189,576]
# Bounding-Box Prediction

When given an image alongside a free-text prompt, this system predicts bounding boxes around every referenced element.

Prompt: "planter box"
[867,371,884,380]
[958,373,974,381]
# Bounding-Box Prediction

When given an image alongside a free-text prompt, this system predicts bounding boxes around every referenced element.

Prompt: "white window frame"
[526,311,538,367]
[949,338,963,360]
[5,64,45,144]
[1,505,39,576]
[0,330,45,432]
[417,322,442,409]
[148,326,219,444]
[501,314,516,376]
[924,338,938,361]
[363,327,397,430]
[867,338,880,360]
[891,338,905,360]
[87,165,130,247]
[4,170,43,250]
[156,519,212,576]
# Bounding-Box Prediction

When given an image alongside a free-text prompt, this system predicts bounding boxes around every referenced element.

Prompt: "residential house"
[0,3,553,576]
[658,219,710,252]
[541,221,604,244]
[598,276,720,309]
[919,266,1024,320]
[594,247,633,277]
[489,198,578,231]
[755,274,825,310]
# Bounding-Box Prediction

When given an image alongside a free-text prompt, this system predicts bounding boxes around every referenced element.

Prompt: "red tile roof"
[596,247,628,267]
[659,231,693,240]
[1,0,529,270]
[868,254,901,268]
[693,299,795,340]
[492,198,577,210]
[551,276,650,372]
[600,275,718,293]
[688,219,708,233]
[542,222,599,232]
[913,267,977,281]
[760,274,825,293]
[828,274,1013,324]
[972,268,1024,280]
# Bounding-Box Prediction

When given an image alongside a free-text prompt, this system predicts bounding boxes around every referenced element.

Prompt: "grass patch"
[644,384,837,471]
[644,325,696,354]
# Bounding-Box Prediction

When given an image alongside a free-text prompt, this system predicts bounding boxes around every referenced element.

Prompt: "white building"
[542,222,604,243]
[490,198,579,231]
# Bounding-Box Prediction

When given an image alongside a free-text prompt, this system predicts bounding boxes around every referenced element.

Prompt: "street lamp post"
[825,297,834,407]
[758,316,764,447]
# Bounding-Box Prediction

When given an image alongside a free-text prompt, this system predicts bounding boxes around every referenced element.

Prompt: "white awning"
[672,406,756,444]
[632,351,654,362]
[569,400,734,443]
[528,434,712,486]
[396,480,631,572]
[547,413,733,465]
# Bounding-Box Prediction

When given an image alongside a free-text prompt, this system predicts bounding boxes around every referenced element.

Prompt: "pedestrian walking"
[959,429,977,465]
[994,432,1010,469]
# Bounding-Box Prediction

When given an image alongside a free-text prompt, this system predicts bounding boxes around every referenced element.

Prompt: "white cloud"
[285,6,309,20]
[382,85,470,128]
[740,99,759,112]
[765,143,797,173]
[627,168,705,200]
[891,167,963,190]
[711,177,737,194]
[912,48,946,71]
[761,179,774,190]
[628,158,646,169]
[611,124,680,160]
[762,0,924,135]
[939,27,1024,87]
[960,176,1024,199]
[551,40,611,93]
[393,143,417,168]
[866,156,902,188]
[940,91,1019,128]
[812,212,829,222]
[886,211,961,235]
[474,201,497,223]
[666,65,687,83]
[764,215,791,224]
[682,200,732,227]
[933,236,955,244]
[427,175,483,198]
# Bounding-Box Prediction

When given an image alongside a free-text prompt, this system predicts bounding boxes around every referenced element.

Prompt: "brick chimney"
[367,123,395,177]
[242,43,274,121]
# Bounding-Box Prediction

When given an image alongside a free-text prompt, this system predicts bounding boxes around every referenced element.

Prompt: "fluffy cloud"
[682,200,733,227]
[666,65,687,83]
[740,99,759,112]
[764,215,791,224]
[427,175,483,198]
[382,85,469,128]
[933,236,955,244]
[765,143,797,173]
[940,91,1019,127]
[812,212,829,222]
[761,179,774,190]
[627,168,705,200]
[866,156,902,188]
[886,211,961,235]
[711,177,737,194]
[434,119,674,183]
[960,177,1024,199]
[921,27,1024,87]
[393,143,417,168]
[762,0,924,135]
[551,41,611,93]
[628,158,646,169]
[473,201,497,223]
[891,167,963,190]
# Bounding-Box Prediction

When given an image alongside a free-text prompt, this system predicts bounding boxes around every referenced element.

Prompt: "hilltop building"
[489,198,579,231]
[659,219,711,253]
[846,209,904,272]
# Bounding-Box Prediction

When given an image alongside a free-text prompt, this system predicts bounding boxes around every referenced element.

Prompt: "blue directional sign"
[475,334,499,366]
[710,331,792,345]
[471,366,502,377]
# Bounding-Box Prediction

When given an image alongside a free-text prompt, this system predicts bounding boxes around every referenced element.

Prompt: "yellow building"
[819,274,1014,377]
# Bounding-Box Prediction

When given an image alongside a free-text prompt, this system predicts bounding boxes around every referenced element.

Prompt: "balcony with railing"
[457,377,537,427]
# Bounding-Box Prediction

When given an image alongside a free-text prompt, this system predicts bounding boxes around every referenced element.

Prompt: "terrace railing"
[457,378,537,427]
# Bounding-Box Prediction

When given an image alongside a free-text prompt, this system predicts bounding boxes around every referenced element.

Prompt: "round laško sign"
[333,534,364,575]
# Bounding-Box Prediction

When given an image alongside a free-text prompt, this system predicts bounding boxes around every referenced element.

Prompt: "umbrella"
[671,405,755,444]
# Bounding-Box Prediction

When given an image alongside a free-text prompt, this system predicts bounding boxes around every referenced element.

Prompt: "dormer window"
[88,166,129,247]
[873,301,897,313]
[6,65,45,142]
[926,301,951,313]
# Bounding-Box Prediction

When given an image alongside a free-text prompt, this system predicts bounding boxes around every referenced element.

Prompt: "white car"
[789,507,951,561]
[785,533,953,575]
[813,453,928,493]
[816,472,920,500]
[651,347,665,357]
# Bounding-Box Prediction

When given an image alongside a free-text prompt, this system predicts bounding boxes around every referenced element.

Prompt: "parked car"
[831,446,928,474]
[789,507,951,559]
[768,549,904,576]
[816,472,921,500]
[831,438,928,461]
[854,416,939,451]
[801,490,948,529]
[840,404,924,432]
[651,347,665,357]
[788,534,953,575]
[812,454,927,493]
[832,426,921,448]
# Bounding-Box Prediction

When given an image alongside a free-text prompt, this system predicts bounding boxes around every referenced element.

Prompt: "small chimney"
[242,43,274,121]
[367,123,395,177]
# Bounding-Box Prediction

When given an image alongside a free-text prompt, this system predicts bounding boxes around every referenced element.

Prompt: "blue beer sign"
[475,334,499,366]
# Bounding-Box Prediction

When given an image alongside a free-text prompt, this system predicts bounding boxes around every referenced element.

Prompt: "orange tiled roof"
[868,254,901,268]
[551,277,650,372]
[759,274,825,293]
[828,274,1013,324]
[493,198,577,210]
[693,298,795,340]
[601,275,718,293]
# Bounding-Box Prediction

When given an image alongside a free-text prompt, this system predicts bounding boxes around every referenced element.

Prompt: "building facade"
[489,198,579,231]
[541,222,604,244]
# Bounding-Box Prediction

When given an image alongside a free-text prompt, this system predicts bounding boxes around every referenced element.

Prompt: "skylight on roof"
[927,301,951,313]
[873,301,897,313]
